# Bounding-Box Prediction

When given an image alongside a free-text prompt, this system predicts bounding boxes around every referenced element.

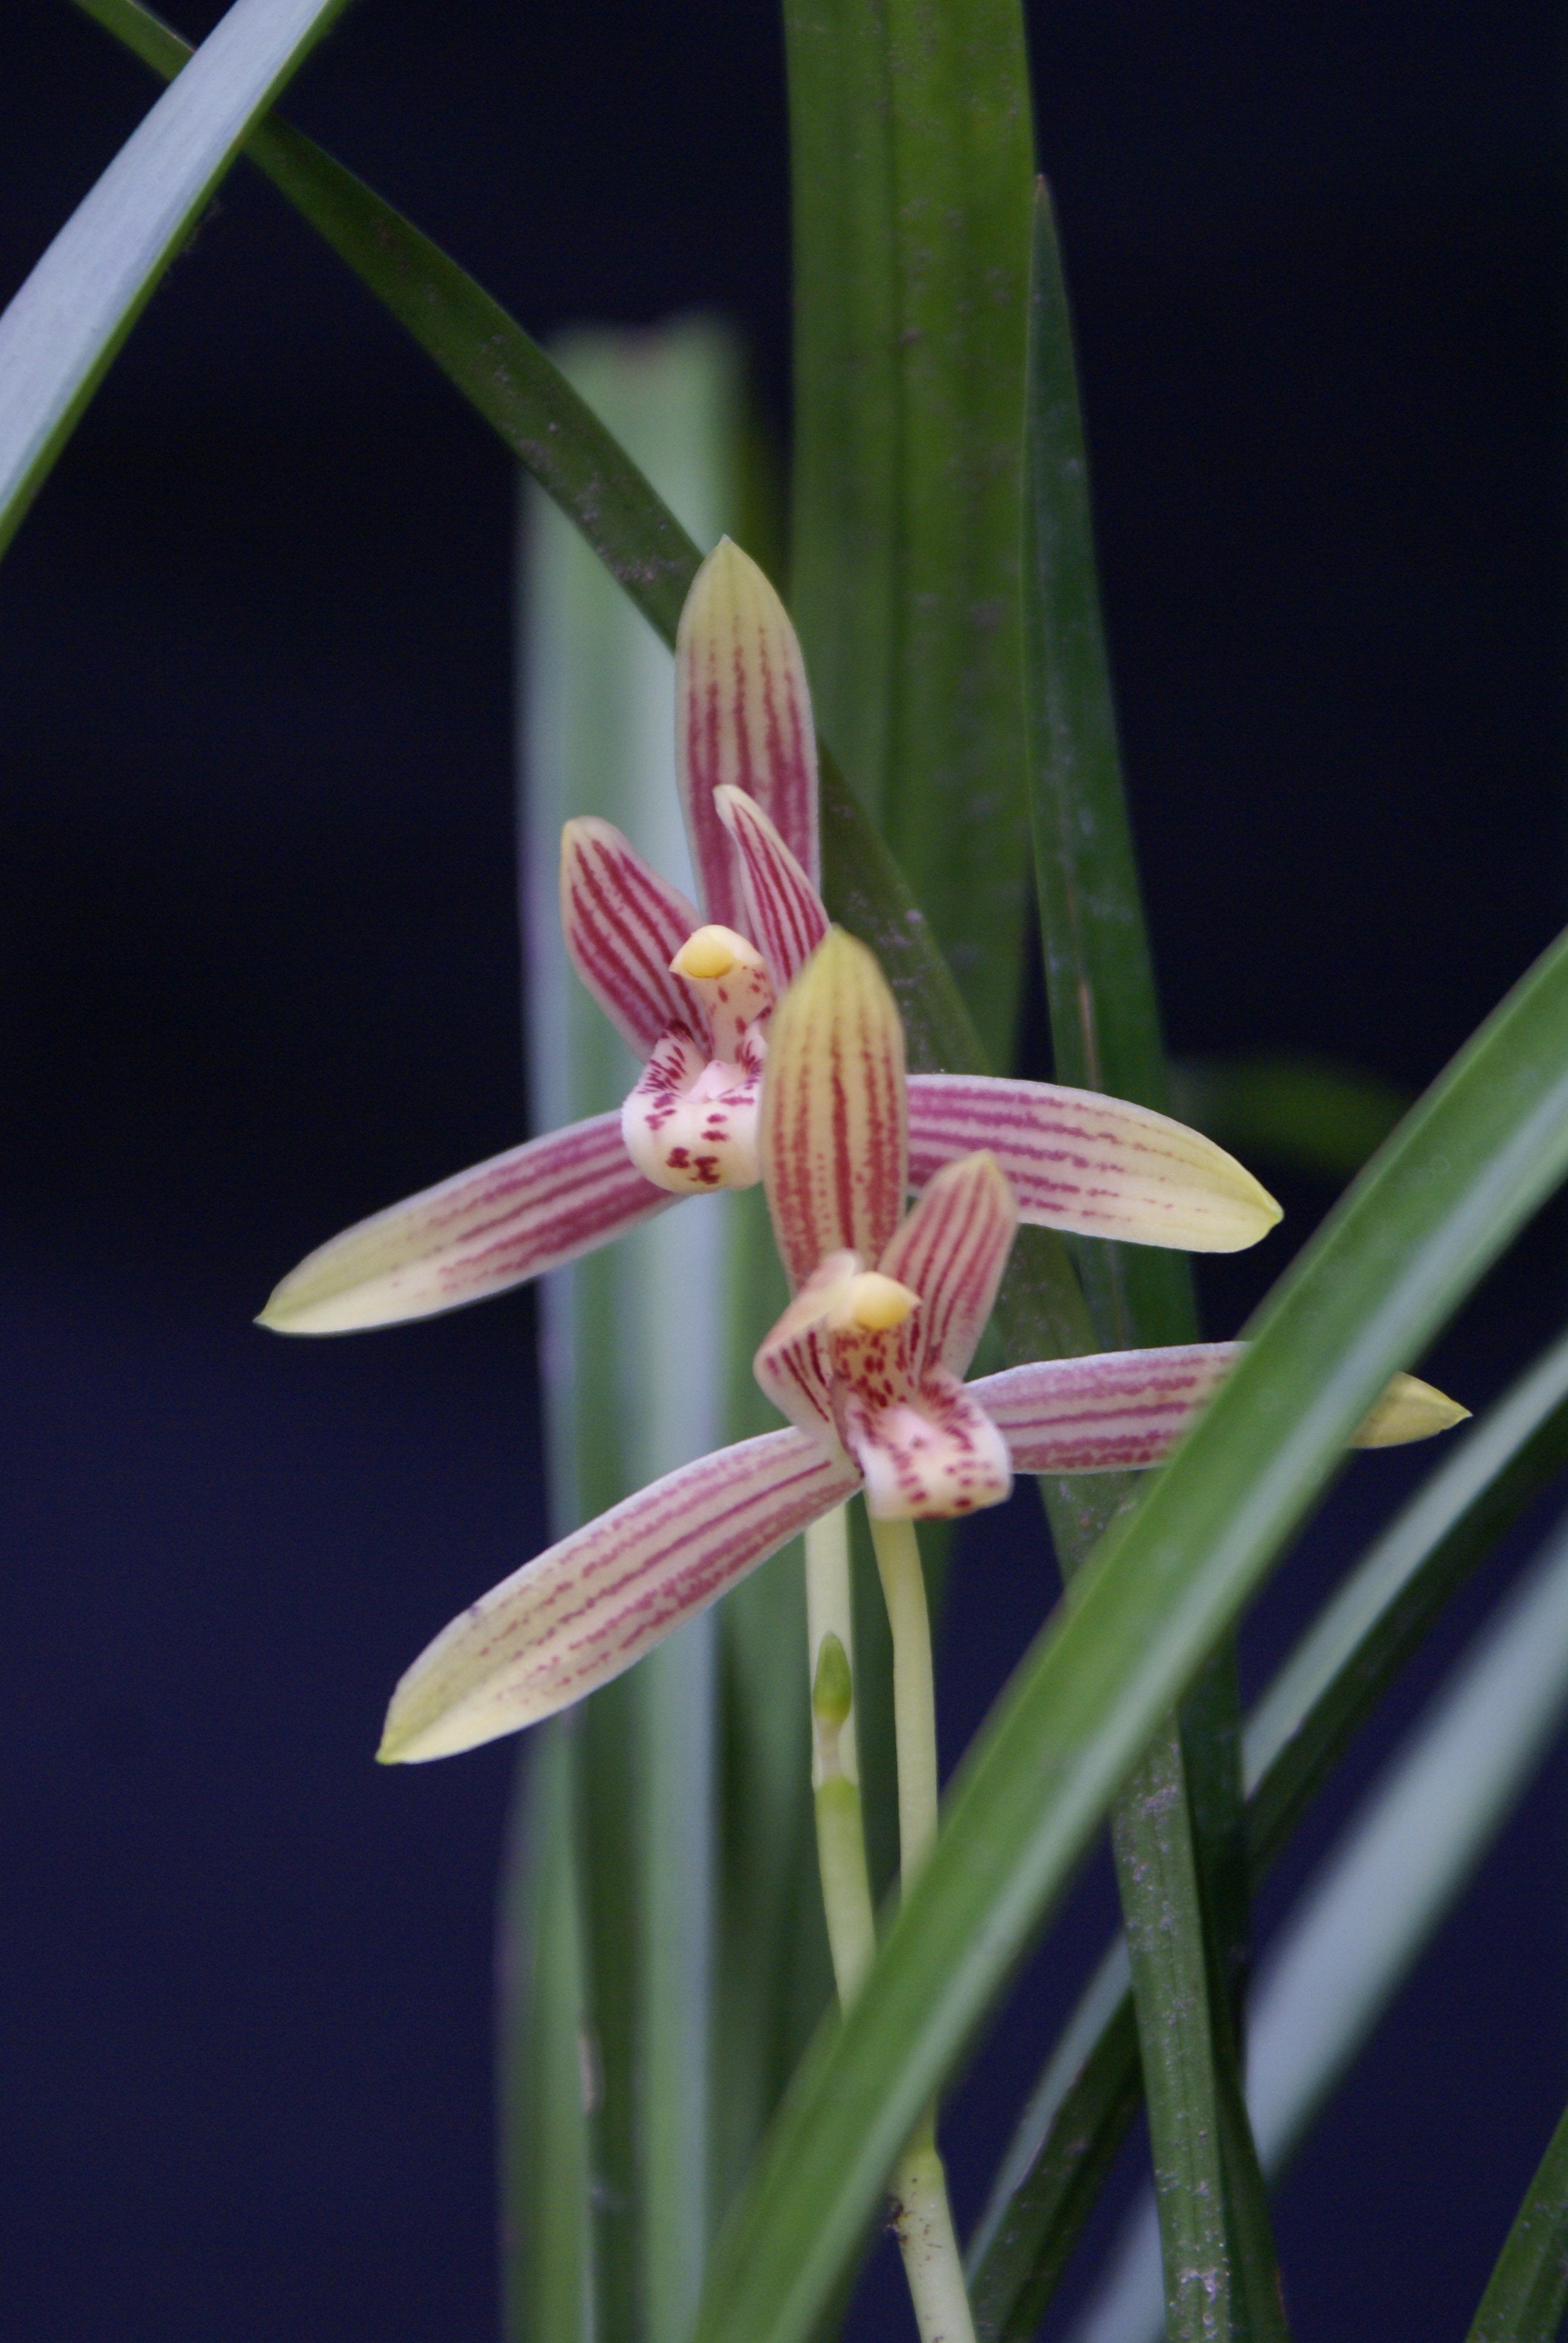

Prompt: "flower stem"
[869,1511,979,2343]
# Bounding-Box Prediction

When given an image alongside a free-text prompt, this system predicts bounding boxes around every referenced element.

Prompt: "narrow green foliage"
[577,1680,645,2341]
[1171,1054,1410,1184]
[1022,179,1194,1355]
[783,0,1036,1065]
[693,926,1568,2343]
[1109,1717,1235,2340]
[968,1968,1142,2342]
[1467,2098,1568,2342]
[1022,178,1277,2333]
[1244,1324,1568,1869]
[497,1724,592,2343]
[969,1326,1568,2336]
[0,0,348,555]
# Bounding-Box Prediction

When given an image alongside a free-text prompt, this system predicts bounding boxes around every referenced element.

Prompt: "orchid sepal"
[907,1072,1282,1254]
[676,538,820,932]
[257,1112,671,1335]
[378,1426,859,1762]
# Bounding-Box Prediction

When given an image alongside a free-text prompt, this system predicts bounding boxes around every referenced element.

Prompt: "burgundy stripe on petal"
[907,1074,1282,1253]
[676,541,820,931]
[260,1113,673,1333]
[560,817,707,1058]
[970,1345,1241,1473]
[759,929,909,1291]
[715,785,829,988]
[379,1427,859,1758]
[878,1153,1018,1383]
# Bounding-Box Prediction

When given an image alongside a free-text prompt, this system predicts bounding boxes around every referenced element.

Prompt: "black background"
[1,0,1564,2335]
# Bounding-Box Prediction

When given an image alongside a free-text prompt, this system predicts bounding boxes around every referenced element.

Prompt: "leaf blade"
[2,0,348,553]
[692,924,1568,2343]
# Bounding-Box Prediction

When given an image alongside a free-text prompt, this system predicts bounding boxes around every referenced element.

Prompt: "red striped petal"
[972,1345,1466,1473]
[877,1152,1018,1383]
[676,540,820,932]
[560,816,707,1058]
[714,784,829,988]
[971,1345,1243,1473]
[259,1113,671,1333]
[759,929,909,1291]
[906,1074,1282,1253]
[379,1427,859,1759]
[753,1251,859,1436]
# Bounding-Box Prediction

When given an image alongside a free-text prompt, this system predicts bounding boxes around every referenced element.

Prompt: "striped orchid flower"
[378,930,1462,1765]
[261,541,1281,1337]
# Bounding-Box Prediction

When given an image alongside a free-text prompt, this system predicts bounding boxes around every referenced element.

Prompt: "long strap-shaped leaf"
[1467,2093,1568,2343]
[782,0,1035,1069]
[1,0,348,554]
[968,1325,1568,2337]
[1075,1513,1568,2343]
[691,927,1568,2343]
[1021,179,1277,2337]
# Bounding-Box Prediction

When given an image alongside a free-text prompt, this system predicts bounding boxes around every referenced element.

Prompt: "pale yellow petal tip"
[253,1275,364,1337]
[1356,1373,1471,1449]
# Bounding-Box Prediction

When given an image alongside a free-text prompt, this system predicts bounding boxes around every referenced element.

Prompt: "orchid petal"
[560,815,705,1058]
[906,1072,1283,1253]
[841,1369,1013,1522]
[760,928,909,1291]
[676,539,820,932]
[379,1427,858,1760]
[878,1151,1018,1383]
[714,784,829,988]
[970,1346,1469,1474]
[753,1251,860,1437]
[259,1113,670,1334]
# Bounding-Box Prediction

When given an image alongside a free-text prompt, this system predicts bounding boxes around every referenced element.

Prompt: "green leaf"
[1171,1054,1410,1185]
[1022,180,1275,2333]
[967,1947,1140,2341]
[782,0,1036,1067]
[1468,2096,1568,2343]
[1085,1513,1568,2343]
[969,1323,1568,2338]
[1245,1322,1568,1867]
[1,0,348,555]
[692,925,1568,2343]
[497,1722,593,2343]
[516,327,752,2339]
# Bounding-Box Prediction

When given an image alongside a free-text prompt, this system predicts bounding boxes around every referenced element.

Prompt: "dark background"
[1,0,1563,2335]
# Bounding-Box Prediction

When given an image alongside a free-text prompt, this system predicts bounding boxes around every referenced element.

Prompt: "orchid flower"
[260,540,1281,1337]
[377,930,1463,1766]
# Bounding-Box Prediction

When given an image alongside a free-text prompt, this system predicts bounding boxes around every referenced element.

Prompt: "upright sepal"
[560,816,704,1056]
[378,1427,859,1760]
[716,785,829,988]
[760,928,909,1291]
[676,539,820,932]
